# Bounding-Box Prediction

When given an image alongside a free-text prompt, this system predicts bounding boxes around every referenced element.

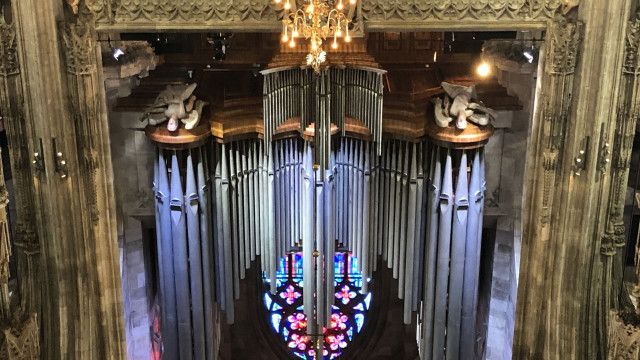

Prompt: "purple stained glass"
[263,252,370,359]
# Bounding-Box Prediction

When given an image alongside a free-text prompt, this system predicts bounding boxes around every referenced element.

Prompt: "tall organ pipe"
[418,137,490,360]
[433,150,453,360]
[154,151,178,359]
[152,144,219,359]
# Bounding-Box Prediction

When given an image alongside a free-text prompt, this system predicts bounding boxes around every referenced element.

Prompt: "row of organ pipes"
[148,64,492,359]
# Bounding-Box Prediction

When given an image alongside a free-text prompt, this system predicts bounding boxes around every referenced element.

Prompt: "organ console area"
[144,42,497,360]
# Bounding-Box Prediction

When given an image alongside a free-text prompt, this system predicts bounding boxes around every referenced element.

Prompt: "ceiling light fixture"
[275,0,357,73]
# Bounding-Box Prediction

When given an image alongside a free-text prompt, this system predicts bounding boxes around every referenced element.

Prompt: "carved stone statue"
[433,82,496,130]
[66,0,80,14]
[562,0,580,14]
[144,83,208,132]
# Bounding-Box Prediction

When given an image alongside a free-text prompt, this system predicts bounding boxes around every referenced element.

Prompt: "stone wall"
[104,49,158,359]
[482,58,537,360]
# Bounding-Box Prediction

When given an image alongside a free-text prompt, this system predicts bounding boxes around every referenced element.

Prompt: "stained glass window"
[263,252,372,359]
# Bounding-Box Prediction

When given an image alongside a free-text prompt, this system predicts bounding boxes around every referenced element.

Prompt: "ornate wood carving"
[539,18,582,225]
[85,0,562,30]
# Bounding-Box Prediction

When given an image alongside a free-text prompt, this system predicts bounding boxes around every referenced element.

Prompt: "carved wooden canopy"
[84,0,564,31]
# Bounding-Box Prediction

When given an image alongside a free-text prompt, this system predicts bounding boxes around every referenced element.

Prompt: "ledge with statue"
[143,77,513,149]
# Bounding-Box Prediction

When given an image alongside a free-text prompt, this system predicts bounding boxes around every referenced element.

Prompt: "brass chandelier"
[275,0,357,72]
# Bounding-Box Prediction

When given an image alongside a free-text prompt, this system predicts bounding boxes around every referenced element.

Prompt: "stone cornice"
[84,0,564,31]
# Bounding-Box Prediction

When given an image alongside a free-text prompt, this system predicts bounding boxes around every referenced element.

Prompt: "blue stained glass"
[264,293,273,310]
[364,293,372,310]
[271,313,282,332]
[262,252,371,359]
[354,314,365,333]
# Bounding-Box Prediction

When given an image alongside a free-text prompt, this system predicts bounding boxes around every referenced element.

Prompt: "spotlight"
[476,62,491,78]
[207,33,232,61]
[112,47,125,61]
[523,51,534,63]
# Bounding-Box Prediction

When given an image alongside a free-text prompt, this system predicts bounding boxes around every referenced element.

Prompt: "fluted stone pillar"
[0,7,40,321]
[6,2,125,358]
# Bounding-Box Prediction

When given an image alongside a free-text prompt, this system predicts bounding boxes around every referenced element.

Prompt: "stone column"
[515,1,635,359]
[7,1,125,358]
[0,6,40,320]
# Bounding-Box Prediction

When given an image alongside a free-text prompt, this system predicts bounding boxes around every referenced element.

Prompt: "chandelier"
[275,0,357,72]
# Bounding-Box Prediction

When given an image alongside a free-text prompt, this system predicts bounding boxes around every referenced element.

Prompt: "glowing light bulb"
[274,0,281,3]
[476,62,491,77]
[349,0,356,4]
[282,34,289,43]
[332,40,338,49]
[311,41,318,51]
[345,34,351,43]
[337,1,344,10]
[289,39,296,48]
[292,29,299,38]
[284,0,291,10]
[335,29,343,37]
[306,4,314,13]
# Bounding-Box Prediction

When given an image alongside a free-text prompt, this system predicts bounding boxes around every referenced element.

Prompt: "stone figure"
[144,83,208,131]
[433,82,496,130]
[562,0,579,14]
[66,0,80,14]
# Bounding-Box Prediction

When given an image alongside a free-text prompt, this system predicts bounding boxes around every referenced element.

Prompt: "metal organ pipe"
[146,63,495,360]
[418,142,489,360]
[154,151,178,359]
[153,145,219,359]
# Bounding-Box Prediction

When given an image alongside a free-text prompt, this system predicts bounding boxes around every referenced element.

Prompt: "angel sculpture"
[144,83,208,132]
[433,82,497,130]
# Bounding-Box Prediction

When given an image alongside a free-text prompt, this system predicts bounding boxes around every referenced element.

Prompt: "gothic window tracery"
[263,252,371,359]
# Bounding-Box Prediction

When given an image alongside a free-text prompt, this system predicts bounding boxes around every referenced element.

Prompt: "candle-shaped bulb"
[289,39,296,48]
[337,1,344,10]
[284,0,291,10]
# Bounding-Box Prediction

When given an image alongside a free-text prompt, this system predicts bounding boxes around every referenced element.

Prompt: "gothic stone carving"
[624,10,640,76]
[540,18,582,225]
[61,20,97,75]
[0,13,18,77]
[0,314,39,360]
[602,10,640,256]
[61,17,101,224]
[362,0,563,23]
[0,10,41,317]
[608,311,640,359]
[85,0,562,30]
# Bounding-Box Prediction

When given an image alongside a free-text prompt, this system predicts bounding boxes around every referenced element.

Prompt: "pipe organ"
[147,63,494,359]
[262,66,384,173]
[419,144,487,360]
